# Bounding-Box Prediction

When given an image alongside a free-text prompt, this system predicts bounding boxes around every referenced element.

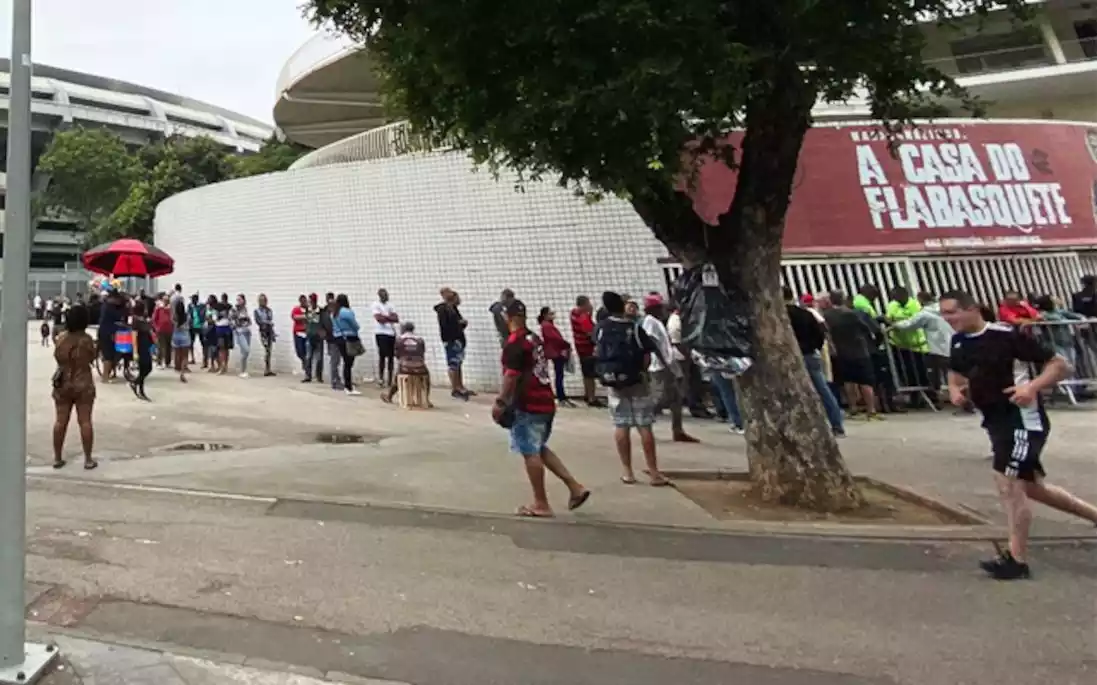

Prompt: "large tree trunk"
[632,62,863,512]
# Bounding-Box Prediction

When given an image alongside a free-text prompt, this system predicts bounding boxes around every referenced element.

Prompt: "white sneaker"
[345,389,361,396]
[239,373,249,379]
[729,426,745,435]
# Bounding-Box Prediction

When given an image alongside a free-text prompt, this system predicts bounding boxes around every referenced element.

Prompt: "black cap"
[505,299,527,317]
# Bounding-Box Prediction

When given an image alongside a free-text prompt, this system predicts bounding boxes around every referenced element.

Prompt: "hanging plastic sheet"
[674,263,754,375]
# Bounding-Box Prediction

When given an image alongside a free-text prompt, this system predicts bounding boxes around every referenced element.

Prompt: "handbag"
[52,339,77,390]
[346,337,366,357]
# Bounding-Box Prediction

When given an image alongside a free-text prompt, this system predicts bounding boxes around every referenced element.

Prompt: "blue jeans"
[552,358,567,400]
[235,329,251,374]
[708,373,742,429]
[803,352,844,431]
[294,335,309,373]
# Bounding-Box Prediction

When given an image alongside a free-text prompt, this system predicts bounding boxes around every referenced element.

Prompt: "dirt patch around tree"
[670,473,985,526]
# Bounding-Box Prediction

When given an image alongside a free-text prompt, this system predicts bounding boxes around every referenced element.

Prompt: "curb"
[27,622,409,685]
[29,472,1097,545]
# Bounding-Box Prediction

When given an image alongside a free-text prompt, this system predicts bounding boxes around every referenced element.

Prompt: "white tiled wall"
[154,152,670,391]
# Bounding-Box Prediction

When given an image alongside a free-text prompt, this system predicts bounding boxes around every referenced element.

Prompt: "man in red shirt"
[289,295,310,378]
[570,295,604,407]
[495,300,590,518]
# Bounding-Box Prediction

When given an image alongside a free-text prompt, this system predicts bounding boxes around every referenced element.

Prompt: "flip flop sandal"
[52,460,66,470]
[620,477,637,485]
[649,479,672,487]
[568,490,591,511]
[84,460,99,471]
[516,506,554,518]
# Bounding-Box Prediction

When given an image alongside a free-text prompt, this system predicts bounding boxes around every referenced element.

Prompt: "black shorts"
[988,425,1048,482]
[837,357,875,387]
[376,334,396,358]
[580,355,597,379]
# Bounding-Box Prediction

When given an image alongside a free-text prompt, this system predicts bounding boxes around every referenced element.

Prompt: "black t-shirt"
[1072,289,1097,318]
[822,307,874,361]
[949,323,1055,430]
[786,304,825,354]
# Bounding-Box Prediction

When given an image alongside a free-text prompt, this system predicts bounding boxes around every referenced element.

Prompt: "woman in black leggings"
[332,293,362,396]
[129,301,154,401]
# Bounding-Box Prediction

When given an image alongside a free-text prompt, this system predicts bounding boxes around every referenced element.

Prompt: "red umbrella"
[82,238,174,277]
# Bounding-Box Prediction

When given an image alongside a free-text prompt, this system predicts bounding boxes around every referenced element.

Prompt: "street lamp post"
[0,0,60,681]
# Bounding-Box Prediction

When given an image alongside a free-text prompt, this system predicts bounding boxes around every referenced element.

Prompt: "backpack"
[594,318,645,388]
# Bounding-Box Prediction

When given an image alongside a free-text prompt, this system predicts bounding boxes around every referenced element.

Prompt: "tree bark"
[632,61,864,512]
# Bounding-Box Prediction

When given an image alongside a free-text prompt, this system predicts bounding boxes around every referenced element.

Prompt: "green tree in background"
[232,135,311,177]
[36,127,140,234]
[38,131,309,246]
[93,135,237,244]
[308,0,1029,511]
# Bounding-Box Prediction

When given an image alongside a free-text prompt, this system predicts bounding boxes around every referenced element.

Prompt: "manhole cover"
[163,442,235,452]
[315,432,368,444]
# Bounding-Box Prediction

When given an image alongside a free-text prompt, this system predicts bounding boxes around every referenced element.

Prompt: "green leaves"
[36,127,140,232]
[307,0,1029,202]
[37,131,308,246]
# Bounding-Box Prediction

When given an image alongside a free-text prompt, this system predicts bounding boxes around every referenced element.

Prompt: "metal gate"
[909,252,1082,307]
[661,250,1087,310]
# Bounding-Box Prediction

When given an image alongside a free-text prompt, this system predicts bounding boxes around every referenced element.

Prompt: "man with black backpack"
[594,291,669,486]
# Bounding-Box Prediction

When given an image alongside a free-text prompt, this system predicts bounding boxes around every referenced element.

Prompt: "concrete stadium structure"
[0,60,273,295]
[155,0,1097,390]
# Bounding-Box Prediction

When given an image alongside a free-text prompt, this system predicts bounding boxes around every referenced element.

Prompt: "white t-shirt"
[371,301,396,336]
[640,314,674,372]
[33,296,42,309]
[665,312,686,362]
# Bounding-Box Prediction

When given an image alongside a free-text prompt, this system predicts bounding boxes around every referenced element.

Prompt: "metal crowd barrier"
[1026,319,1097,405]
[880,339,941,411]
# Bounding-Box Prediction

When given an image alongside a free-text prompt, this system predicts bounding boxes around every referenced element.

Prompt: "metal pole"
[0,0,57,680]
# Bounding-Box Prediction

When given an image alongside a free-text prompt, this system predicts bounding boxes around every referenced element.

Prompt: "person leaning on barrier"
[1031,295,1085,371]
[887,292,955,399]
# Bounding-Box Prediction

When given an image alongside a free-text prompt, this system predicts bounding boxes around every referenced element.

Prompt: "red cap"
[643,293,664,309]
[799,294,814,306]
[309,293,318,301]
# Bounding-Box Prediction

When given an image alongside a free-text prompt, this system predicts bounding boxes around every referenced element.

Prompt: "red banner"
[690,121,1097,254]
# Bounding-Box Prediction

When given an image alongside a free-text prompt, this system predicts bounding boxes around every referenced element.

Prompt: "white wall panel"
[154,152,670,392]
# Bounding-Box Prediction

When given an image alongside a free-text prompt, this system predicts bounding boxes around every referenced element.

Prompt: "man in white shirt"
[371,288,399,387]
[33,294,43,320]
[642,293,698,443]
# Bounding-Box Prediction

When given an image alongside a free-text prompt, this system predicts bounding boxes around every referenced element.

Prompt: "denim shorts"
[509,410,554,456]
[171,329,191,349]
[444,340,465,370]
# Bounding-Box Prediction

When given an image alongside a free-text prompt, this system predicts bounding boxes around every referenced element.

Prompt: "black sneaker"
[985,552,1031,580]
[833,427,846,438]
[979,553,1006,574]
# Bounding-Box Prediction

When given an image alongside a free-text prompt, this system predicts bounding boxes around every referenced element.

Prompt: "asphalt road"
[23,478,1096,685]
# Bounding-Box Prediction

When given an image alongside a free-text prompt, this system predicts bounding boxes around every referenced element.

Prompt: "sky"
[0,0,319,124]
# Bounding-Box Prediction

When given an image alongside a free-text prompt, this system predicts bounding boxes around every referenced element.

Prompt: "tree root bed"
[673,475,982,525]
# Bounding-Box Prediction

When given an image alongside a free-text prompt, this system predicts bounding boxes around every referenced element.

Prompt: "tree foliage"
[37,130,309,246]
[308,0,1030,511]
[36,127,140,232]
[232,135,312,177]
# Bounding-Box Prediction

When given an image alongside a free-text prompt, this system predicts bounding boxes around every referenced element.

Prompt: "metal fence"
[662,251,1090,310]
[1027,319,1097,404]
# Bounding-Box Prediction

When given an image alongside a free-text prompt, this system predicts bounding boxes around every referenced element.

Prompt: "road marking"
[27,476,277,503]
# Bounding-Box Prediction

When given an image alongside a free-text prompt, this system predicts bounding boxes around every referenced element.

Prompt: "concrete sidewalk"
[36,633,404,685]
[23,334,1097,536]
